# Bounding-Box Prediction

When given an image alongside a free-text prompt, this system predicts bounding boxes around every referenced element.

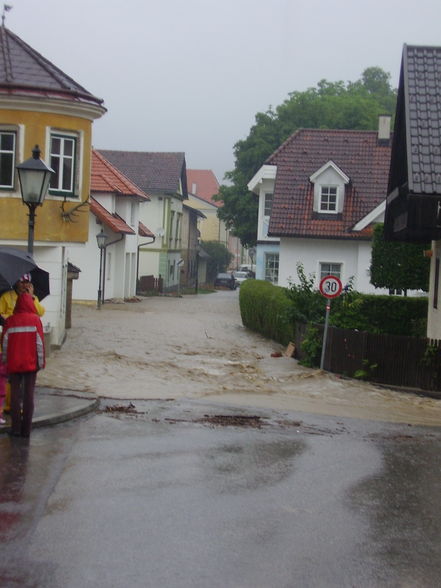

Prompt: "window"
[264,193,273,217]
[49,134,76,196]
[320,186,337,212]
[169,211,175,245]
[320,262,342,280]
[130,202,136,227]
[175,213,182,247]
[0,131,15,188]
[265,253,279,283]
[433,258,439,309]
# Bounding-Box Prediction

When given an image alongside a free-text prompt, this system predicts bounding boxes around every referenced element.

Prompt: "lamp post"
[96,228,108,309]
[16,145,54,255]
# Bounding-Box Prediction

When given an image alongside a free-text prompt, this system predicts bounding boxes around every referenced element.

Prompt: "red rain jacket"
[1,293,45,373]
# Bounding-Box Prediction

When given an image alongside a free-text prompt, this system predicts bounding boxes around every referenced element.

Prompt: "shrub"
[239,279,294,345]
[330,291,427,336]
[299,325,322,367]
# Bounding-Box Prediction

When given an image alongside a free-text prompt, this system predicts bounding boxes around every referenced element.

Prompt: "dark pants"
[10,372,37,437]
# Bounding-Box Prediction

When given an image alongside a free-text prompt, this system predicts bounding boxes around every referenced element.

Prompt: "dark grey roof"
[0,27,103,107]
[388,44,441,196]
[99,150,188,197]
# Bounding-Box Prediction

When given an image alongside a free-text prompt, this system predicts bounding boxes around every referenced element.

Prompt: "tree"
[216,68,397,247]
[370,224,430,294]
[201,240,233,281]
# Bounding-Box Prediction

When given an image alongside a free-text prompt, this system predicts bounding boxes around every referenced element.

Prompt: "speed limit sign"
[319,275,343,299]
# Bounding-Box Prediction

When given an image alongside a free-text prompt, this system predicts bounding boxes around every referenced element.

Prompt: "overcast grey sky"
[8,0,441,182]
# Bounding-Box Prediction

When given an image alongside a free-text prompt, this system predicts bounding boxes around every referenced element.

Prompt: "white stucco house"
[99,150,188,292]
[70,150,150,303]
[248,120,393,293]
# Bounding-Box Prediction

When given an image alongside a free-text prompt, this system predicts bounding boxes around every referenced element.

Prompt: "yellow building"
[0,26,106,346]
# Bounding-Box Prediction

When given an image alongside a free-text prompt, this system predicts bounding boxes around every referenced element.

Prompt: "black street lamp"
[96,228,108,309]
[16,145,54,255]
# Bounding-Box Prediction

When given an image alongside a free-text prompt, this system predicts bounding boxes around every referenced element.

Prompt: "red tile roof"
[89,197,135,235]
[91,150,150,200]
[138,221,154,238]
[267,129,391,239]
[186,169,221,207]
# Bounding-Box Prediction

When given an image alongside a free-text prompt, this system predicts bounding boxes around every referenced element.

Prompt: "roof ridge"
[100,149,185,156]
[0,26,12,82]
[5,27,93,93]
[92,150,149,199]
[266,128,384,163]
[1,27,104,105]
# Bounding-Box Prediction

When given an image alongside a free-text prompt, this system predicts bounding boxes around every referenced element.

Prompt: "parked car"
[233,270,251,286]
[214,272,236,290]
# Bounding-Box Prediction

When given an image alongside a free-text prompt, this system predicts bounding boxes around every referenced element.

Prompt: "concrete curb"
[32,397,100,429]
[0,387,100,435]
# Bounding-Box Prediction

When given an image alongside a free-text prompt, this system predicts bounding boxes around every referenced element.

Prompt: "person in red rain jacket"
[1,293,45,438]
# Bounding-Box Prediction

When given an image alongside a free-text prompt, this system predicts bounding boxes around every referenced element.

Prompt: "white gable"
[352,200,386,231]
[309,160,350,184]
[247,164,277,193]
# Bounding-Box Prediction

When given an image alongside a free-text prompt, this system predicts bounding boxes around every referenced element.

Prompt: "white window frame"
[320,186,338,213]
[49,132,77,197]
[264,193,273,217]
[0,129,16,189]
[130,201,136,227]
[264,252,279,284]
[319,262,342,280]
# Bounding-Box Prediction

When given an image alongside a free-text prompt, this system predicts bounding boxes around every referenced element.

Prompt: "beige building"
[186,169,250,269]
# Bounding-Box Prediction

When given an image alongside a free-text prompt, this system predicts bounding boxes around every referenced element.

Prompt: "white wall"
[33,244,67,347]
[278,237,388,294]
[427,240,441,339]
[70,192,144,302]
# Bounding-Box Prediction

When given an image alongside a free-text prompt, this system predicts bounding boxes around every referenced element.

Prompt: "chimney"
[378,115,391,145]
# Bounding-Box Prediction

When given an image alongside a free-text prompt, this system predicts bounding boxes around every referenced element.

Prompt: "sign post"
[319,275,343,370]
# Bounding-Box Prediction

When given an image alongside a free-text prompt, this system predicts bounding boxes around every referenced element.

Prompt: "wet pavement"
[0,401,441,587]
[1,292,441,587]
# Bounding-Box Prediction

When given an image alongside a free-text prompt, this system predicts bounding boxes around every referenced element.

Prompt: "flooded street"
[39,290,441,427]
[3,290,441,587]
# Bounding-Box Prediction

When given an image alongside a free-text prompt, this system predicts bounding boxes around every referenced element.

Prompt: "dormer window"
[320,186,338,213]
[310,161,349,215]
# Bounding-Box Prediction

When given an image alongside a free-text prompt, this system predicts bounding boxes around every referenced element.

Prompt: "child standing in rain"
[1,292,45,437]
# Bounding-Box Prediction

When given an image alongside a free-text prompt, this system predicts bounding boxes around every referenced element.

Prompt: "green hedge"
[330,292,427,337]
[239,280,294,345]
[239,280,428,342]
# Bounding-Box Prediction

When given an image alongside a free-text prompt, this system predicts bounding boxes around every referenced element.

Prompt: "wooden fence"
[294,323,441,392]
[137,275,163,294]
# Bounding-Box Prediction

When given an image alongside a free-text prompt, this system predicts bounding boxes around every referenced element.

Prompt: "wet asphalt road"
[1,399,441,588]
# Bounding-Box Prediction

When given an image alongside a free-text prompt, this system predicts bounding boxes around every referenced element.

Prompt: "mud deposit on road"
[38,291,441,426]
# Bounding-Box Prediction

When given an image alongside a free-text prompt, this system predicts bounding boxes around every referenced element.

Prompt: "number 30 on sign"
[319,275,343,299]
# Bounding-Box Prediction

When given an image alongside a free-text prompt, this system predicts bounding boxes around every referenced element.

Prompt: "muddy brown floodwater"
[38,290,441,426]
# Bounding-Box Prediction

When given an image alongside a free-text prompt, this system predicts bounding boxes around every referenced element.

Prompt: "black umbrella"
[0,246,37,293]
[30,267,50,301]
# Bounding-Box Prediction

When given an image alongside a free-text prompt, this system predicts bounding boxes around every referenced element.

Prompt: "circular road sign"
[319,275,343,299]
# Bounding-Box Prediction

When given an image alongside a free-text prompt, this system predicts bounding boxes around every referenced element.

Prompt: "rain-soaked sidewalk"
[0,387,98,435]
